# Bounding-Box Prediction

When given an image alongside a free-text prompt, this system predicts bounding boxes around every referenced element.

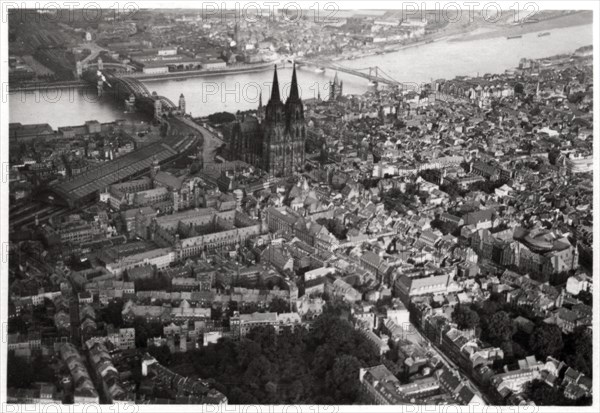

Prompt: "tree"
[529,324,564,359]
[317,218,348,240]
[99,299,124,328]
[268,297,291,314]
[6,351,34,388]
[324,355,361,403]
[208,111,236,124]
[514,83,524,94]
[530,270,550,284]
[237,339,262,369]
[575,290,592,306]
[562,326,592,377]
[186,303,378,404]
[189,161,202,174]
[375,296,393,314]
[239,302,261,314]
[550,270,574,286]
[211,306,223,320]
[440,183,462,199]
[525,379,591,406]
[134,273,171,292]
[451,304,480,330]
[548,148,561,165]
[525,379,563,405]
[227,301,239,318]
[148,344,172,365]
[382,186,418,213]
[483,311,514,345]
[8,316,28,334]
[430,218,457,236]
[31,354,55,383]
[567,91,585,104]
[134,317,163,348]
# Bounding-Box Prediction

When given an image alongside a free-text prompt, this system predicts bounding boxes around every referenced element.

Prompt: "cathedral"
[226,64,306,177]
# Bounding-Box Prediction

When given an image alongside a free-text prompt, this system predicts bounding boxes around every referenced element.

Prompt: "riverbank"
[448,10,592,43]
[9,80,88,92]
[9,61,281,91]
[120,60,280,82]
[329,36,451,61]
[317,29,459,63]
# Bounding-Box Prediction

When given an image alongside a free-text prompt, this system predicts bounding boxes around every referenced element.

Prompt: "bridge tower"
[125,93,135,112]
[151,91,162,120]
[178,93,186,114]
[97,78,104,96]
[76,61,83,79]
[154,98,162,121]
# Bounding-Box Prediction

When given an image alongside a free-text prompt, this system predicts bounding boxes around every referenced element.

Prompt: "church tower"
[284,63,305,176]
[329,72,341,100]
[257,91,264,121]
[262,65,287,176]
[329,72,337,100]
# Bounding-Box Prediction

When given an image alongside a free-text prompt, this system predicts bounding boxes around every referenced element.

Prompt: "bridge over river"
[295,58,403,87]
[82,68,177,117]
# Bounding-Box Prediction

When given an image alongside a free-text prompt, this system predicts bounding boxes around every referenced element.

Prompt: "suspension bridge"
[295,59,402,87]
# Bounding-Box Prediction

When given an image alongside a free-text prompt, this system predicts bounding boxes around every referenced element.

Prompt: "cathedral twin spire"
[270,64,282,102]
[288,63,300,101]
[265,63,302,125]
[268,63,300,104]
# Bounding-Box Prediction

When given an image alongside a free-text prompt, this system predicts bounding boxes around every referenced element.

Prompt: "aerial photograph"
[2,2,597,409]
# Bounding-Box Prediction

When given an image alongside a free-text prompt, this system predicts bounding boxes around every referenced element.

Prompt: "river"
[9,24,592,129]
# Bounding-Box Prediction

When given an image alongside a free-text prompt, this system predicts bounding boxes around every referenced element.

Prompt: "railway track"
[9,205,67,230]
